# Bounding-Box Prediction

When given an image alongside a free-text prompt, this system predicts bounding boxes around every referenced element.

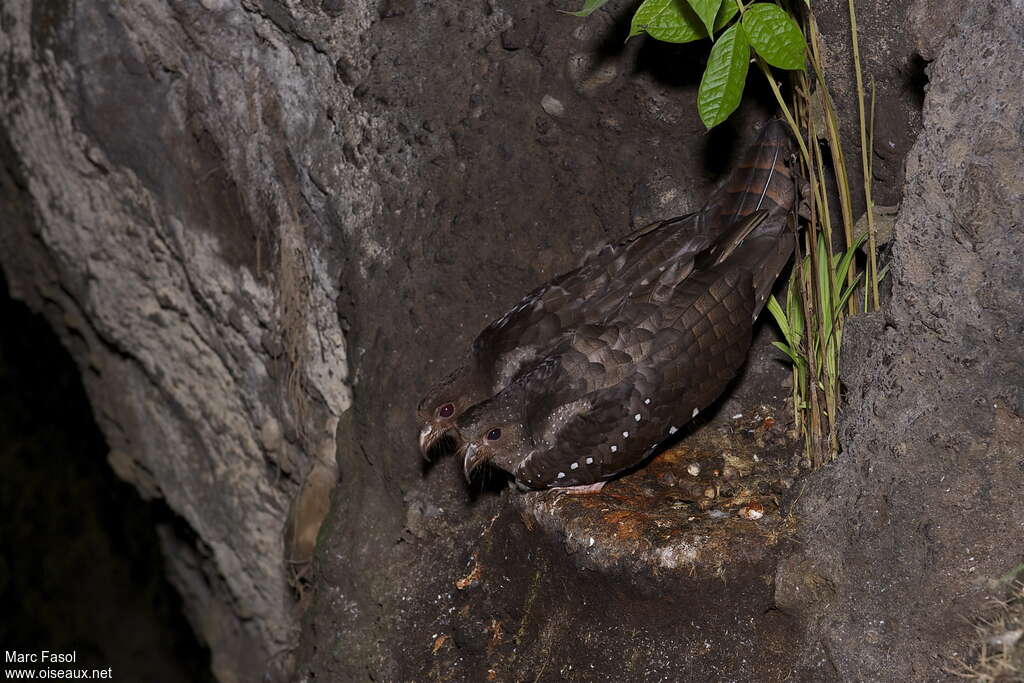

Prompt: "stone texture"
[777,2,1024,679]
[0,1,362,679]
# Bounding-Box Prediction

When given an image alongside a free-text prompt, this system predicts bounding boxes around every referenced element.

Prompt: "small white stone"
[740,505,764,521]
[634,414,641,422]
[586,457,594,464]
[692,408,699,418]
[541,94,565,118]
[622,431,629,438]
[669,426,678,435]
[610,445,618,452]
[644,398,651,405]
[557,472,566,479]
[687,463,701,477]
[570,462,579,470]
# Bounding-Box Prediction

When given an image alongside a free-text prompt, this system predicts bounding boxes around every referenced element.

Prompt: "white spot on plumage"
[692,408,699,418]
[586,457,594,464]
[570,462,578,470]
[557,472,565,479]
[669,426,678,435]
[622,431,629,438]
[634,414,641,421]
[644,398,651,405]
[611,445,618,452]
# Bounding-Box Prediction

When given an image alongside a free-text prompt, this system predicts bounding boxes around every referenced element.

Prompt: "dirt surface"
[306,405,815,681]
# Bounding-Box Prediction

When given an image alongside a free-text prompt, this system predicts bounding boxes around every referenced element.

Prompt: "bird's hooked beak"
[419,423,453,459]
[462,442,487,482]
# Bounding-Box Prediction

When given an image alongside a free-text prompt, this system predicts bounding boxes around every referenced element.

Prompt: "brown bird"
[418,121,796,481]
[452,121,798,491]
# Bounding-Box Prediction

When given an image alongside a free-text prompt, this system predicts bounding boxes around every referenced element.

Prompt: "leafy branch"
[627,0,805,128]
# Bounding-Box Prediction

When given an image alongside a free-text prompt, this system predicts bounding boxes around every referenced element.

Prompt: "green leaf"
[772,341,800,365]
[686,0,722,36]
[785,270,804,339]
[630,0,707,43]
[564,0,611,17]
[741,3,806,70]
[816,233,831,318]
[835,272,864,315]
[833,232,867,295]
[767,295,791,343]
[697,23,749,128]
[713,0,739,32]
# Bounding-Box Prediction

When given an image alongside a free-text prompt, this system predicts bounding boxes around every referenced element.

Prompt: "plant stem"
[807,14,858,314]
[848,0,879,310]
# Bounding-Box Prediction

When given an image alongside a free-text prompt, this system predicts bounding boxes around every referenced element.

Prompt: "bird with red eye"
[417,365,490,459]
[415,173,763,459]
[417,120,798,489]
[430,120,799,493]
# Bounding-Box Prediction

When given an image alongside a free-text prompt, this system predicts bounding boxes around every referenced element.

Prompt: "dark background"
[0,276,211,681]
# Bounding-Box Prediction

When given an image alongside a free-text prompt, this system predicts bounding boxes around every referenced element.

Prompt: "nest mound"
[517,403,802,576]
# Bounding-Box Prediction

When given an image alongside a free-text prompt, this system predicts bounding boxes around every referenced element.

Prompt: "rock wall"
[0,1,365,679]
[778,2,1024,678]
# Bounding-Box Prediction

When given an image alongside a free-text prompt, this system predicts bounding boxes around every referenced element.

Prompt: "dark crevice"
[0,273,214,682]
[905,52,931,110]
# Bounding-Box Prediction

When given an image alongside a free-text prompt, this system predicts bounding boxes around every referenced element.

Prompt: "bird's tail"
[704,118,797,231]
[704,119,800,317]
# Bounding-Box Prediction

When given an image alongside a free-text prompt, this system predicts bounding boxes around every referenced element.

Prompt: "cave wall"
[0,1,364,679]
[778,2,1024,677]
[3,0,1016,681]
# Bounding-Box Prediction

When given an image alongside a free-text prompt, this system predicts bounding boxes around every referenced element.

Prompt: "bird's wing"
[472,122,797,411]
[514,257,757,488]
[513,380,636,488]
[471,212,714,391]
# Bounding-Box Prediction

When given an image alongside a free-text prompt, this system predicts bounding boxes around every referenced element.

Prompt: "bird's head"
[416,365,489,458]
[454,394,528,482]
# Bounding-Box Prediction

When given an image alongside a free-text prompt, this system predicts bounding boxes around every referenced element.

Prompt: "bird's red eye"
[486,428,502,441]
[438,403,455,418]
